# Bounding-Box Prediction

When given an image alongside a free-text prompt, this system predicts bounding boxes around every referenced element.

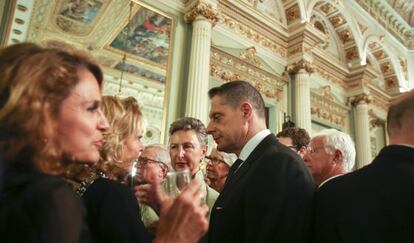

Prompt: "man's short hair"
[208,80,265,119]
[276,127,310,148]
[314,129,356,172]
[387,91,414,136]
[144,144,172,170]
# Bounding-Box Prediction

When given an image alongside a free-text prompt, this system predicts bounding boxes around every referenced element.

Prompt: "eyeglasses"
[137,157,165,166]
[205,156,226,164]
[306,146,316,154]
[287,145,298,152]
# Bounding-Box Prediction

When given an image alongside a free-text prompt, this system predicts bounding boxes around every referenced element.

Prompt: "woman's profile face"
[56,68,109,164]
[121,121,144,171]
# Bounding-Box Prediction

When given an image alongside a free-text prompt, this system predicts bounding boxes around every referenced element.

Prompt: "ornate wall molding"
[311,91,350,127]
[368,83,391,112]
[239,46,263,68]
[210,46,286,100]
[216,12,287,58]
[184,0,219,24]
[285,60,314,75]
[368,109,385,130]
[348,93,373,106]
[356,0,414,49]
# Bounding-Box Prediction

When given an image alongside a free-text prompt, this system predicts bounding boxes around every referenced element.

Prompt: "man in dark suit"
[314,91,414,242]
[206,80,315,243]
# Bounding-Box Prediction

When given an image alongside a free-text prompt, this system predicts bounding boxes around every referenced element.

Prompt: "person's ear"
[240,102,253,119]
[161,165,168,178]
[333,150,343,164]
[201,145,208,156]
[298,146,307,157]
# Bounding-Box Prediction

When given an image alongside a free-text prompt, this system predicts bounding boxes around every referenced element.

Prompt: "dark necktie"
[226,158,243,182]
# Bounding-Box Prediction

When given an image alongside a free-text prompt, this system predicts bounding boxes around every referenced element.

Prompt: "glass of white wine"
[165,168,191,197]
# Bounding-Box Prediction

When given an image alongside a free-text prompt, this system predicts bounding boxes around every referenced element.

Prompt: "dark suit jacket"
[314,145,414,243]
[207,134,315,243]
[82,178,153,243]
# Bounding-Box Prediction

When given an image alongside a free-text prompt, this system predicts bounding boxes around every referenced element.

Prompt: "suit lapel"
[220,134,277,195]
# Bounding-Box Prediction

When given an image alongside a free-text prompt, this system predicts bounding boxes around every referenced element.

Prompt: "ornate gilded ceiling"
[1,0,412,99]
[386,0,414,27]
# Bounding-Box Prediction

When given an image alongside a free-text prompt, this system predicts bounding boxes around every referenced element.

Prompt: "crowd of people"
[0,42,414,243]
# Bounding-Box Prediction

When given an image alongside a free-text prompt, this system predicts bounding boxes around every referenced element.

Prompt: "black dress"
[0,165,91,243]
[79,174,153,243]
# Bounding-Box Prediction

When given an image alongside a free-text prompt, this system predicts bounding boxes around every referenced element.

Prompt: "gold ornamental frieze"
[217,13,287,58]
[311,92,349,127]
[210,47,286,100]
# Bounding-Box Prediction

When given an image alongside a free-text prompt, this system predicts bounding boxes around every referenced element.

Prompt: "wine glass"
[165,168,191,197]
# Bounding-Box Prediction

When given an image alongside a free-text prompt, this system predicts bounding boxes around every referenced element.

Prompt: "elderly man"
[135,144,171,230]
[205,148,237,193]
[303,129,355,187]
[206,80,314,243]
[314,91,414,242]
[136,144,171,184]
[276,127,310,159]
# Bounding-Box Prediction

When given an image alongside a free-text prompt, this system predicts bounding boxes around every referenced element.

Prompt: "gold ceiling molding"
[312,52,348,88]
[385,0,414,27]
[329,14,345,28]
[285,4,300,24]
[368,87,390,112]
[217,13,287,57]
[345,46,359,61]
[184,0,219,24]
[399,56,408,80]
[320,2,334,14]
[314,66,345,87]
[356,0,414,49]
[385,75,398,89]
[210,46,286,100]
[311,91,350,128]
[338,29,353,44]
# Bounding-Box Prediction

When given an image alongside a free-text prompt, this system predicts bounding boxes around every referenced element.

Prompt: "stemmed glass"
[165,168,191,197]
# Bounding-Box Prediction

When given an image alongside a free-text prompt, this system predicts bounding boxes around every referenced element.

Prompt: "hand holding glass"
[165,169,191,197]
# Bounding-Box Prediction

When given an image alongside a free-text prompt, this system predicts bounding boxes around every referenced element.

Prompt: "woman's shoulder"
[83,177,134,201]
[3,169,75,200]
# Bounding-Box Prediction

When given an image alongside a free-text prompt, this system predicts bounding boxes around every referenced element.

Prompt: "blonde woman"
[99,96,143,182]
[0,43,208,243]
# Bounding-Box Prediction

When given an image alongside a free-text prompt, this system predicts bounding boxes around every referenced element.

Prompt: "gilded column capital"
[348,93,372,106]
[284,60,314,75]
[184,1,219,25]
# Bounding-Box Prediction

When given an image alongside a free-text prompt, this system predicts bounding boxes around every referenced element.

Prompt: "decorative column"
[184,0,218,123]
[350,94,372,168]
[286,60,314,132]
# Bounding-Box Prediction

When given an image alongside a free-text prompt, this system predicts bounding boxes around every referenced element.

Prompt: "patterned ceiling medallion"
[339,29,352,43]
[329,15,344,27]
[286,4,300,24]
[320,3,334,14]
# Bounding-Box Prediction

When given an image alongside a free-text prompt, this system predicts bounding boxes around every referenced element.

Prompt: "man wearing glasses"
[134,144,171,231]
[205,148,237,193]
[303,129,355,187]
[276,127,310,159]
